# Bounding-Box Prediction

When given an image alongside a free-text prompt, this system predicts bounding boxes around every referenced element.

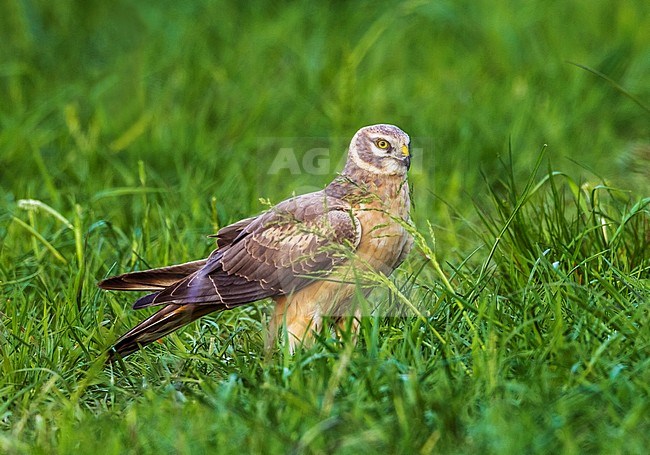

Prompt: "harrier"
[100,124,413,359]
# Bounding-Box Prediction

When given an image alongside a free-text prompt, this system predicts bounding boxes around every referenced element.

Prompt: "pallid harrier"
[100,124,413,359]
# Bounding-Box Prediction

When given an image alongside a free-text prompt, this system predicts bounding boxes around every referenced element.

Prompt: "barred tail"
[108,303,222,360]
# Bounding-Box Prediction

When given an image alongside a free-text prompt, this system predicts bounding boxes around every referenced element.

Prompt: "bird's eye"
[375,139,391,150]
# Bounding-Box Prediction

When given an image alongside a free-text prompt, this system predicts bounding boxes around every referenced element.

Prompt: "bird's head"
[346,124,411,176]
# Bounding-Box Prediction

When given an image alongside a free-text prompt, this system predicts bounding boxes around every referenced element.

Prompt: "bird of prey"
[99,124,413,359]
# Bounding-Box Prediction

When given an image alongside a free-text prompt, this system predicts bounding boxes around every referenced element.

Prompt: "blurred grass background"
[0,0,649,453]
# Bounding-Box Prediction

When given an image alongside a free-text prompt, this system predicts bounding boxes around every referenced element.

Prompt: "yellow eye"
[375,139,390,150]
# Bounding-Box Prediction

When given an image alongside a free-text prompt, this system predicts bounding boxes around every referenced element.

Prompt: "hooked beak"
[401,144,411,170]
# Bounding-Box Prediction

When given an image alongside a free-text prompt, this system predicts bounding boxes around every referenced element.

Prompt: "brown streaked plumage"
[100,124,413,360]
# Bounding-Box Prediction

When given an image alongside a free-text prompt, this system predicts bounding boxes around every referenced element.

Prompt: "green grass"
[1,1,649,453]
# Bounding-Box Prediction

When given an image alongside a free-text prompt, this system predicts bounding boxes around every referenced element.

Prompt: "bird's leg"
[267,296,321,354]
[335,308,362,345]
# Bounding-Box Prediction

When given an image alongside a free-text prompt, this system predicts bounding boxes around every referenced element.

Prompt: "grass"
[1,0,649,453]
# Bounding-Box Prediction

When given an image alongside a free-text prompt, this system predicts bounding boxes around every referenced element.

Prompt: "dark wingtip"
[97,261,209,292]
[97,275,150,291]
[132,292,160,309]
[105,344,125,363]
[106,347,121,363]
[97,277,115,290]
[106,342,141,363]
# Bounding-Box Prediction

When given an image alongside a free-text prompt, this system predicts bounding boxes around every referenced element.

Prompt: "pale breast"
[354,181,411,274]
[271,180,412,347]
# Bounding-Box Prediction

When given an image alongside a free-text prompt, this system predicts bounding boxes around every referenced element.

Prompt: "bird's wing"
[98,260,207,291]
[107,303,220,360]
[209,215,256,248]
[133,192,362,309]
[98,217,258,291]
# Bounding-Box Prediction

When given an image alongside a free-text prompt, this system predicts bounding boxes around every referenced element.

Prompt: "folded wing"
[107,192,361,310]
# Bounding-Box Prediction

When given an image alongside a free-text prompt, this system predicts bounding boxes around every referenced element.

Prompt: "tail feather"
[108,303,222,360]
[98,260,207,291]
